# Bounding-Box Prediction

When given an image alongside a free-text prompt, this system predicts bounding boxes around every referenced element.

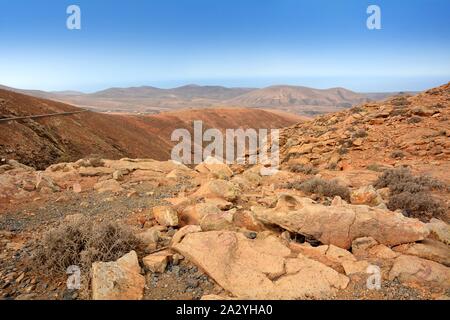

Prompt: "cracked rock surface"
[173,231,349,299]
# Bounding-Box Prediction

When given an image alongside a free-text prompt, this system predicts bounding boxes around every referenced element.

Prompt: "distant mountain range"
[0,87,304,169]
[0,84,415,116]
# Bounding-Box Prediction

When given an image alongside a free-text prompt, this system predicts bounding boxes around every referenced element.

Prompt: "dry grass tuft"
[352,129,368,138]
[288,164,318,175]
[390,150,405,159]
[407,116,423,124]
[286,177,350,201]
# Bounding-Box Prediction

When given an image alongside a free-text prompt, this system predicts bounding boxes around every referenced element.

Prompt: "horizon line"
[2,81,443,95]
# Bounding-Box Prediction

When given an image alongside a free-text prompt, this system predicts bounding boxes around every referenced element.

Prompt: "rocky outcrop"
[393,239,450,267]
[426,218,450,245]
[252,194,429,249]
[173,231,349,299]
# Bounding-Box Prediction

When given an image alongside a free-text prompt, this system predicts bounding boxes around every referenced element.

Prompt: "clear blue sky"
[0,0,449,92]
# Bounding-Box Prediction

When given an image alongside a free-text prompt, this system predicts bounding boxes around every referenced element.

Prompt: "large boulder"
[91,251,145,300]
[252,194,429,249]
[388,255,450,290]
[195,159,233,180]
[192,179,240,202]
[173,231,349,299]
[179,203,222,226]
[393,239,450,267]
[426,218,450,245]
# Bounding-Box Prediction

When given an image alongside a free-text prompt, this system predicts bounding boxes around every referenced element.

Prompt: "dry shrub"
[391,107,408,117]
[286,177,350,201]
[391,96,410,106]
[388,192,444,220]
[88,157,105,167]
[34,218,142,275]
[338,147,349,155]
[350,106,364,114]
[374,167,446,221]
[327,162,338,171]
[366,163,390,172]
[390,150,405,159]
[288,164,318,175]
[374,167,445,193]
[407,116,423,124]
[78,154,105,167]
[352,129,368,138]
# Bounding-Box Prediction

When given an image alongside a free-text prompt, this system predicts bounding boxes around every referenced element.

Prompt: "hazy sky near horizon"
[0,0,449,92]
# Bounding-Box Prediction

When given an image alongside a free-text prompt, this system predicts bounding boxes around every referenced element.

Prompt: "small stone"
[73,183,82,193]
[142,252,171,273]
[15,272,25,284]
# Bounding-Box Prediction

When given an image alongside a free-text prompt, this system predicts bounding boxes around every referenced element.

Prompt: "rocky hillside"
[0,89,302,169]
[280,83,450,183]
[0,83,448,301]
[0,154,448,300]
[228,85,370,116]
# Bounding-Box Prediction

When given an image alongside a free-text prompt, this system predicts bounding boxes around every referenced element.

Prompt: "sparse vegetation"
[374,167,446,220]
[390,107,408,117]
[350,106,364,114]
[34,218,143,275]
[88,157,105,167]
[374,167,445,193]
[288,164,318,175]
[286,177,350,201]
[327,162,338,171]
[390,96,410,106]
[432,103,444,109]
[388,192,444,220]
[366,163,388,172]
[352,129,368,138]
[390,150,405,159]
[338,147,349,155]
[407,116,423,124]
